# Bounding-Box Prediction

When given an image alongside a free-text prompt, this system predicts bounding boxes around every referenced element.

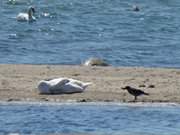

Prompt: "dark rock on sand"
[84,57,109,66]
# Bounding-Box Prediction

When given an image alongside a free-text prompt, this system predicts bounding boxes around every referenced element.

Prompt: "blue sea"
[1,1,180,134]
[1,0,180,67]
[0,102,180,135]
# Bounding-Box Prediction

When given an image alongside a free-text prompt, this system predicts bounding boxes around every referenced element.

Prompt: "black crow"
[122,86,149,101]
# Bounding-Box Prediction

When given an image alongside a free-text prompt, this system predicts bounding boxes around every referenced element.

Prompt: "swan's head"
[29,6,35,13]
[38,80,51,94]
[28,6,35,18]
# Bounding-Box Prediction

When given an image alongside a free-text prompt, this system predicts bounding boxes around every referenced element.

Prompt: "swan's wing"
[54,78,70,87]
[48,78,70,93]
[59,82,84,93]
[48,78,68,85]
[68,78,84,86]
[69,78,92,88]
[16,13,28,21]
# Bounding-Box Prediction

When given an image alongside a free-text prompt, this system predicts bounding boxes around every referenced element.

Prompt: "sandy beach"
[0,64,180,103]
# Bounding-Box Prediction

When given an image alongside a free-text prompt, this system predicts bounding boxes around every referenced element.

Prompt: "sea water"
[0,102,180,135]
[1,1,180,134]
[1,0,180,67]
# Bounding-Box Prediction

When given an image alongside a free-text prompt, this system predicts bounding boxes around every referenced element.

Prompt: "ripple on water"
[8,33,18,39]
[1,0,180,67]
[0,102,180,135]
[6,0,31,5]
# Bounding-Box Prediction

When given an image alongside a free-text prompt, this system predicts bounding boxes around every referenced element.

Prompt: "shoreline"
[0,100,179,107]
[0,64,180,103]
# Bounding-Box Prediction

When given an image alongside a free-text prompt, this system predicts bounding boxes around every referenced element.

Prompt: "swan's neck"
[28,9,34,20]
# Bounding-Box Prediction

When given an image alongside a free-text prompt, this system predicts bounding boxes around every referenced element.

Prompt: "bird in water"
[16,6,36,22]
[122,86,149,101]
[132,5,140,12]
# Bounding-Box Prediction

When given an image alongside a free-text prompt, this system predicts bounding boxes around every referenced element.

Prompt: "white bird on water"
[16,6,36,22]
[38,78,92,94]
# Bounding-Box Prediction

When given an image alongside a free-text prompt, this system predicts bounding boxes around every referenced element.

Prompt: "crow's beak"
[121,87,126,90]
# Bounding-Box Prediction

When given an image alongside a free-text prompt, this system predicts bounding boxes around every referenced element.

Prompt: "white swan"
[38,78,92,94]
[16,6,36,22]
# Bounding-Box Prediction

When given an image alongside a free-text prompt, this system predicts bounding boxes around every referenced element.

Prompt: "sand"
[0,64,180,103]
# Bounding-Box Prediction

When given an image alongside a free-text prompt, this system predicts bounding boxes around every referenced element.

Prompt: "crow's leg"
[134,96,137,102]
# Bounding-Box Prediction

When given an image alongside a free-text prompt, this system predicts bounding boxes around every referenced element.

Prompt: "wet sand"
[0,64,180,103]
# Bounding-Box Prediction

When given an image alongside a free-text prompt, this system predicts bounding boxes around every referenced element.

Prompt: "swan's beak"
[31,7,35,13]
